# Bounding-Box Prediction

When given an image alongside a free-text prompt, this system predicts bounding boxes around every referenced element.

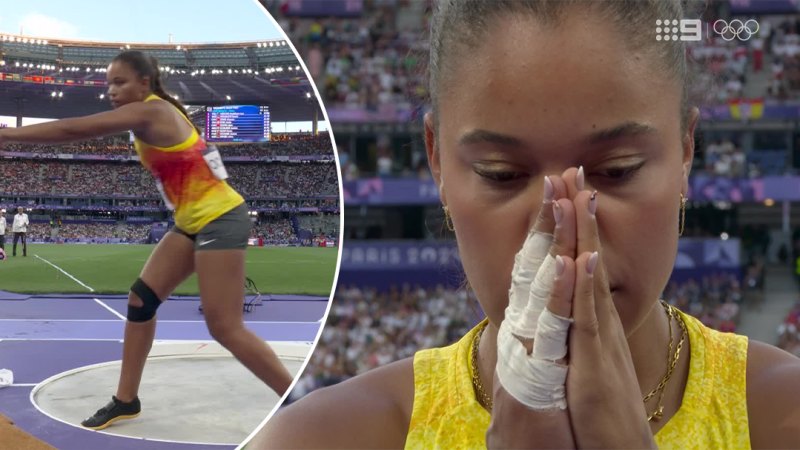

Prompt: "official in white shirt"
[12,206,29,257]
[0,209,6,250]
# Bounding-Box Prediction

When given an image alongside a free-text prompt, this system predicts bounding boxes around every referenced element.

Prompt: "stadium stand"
[0,132,338,244]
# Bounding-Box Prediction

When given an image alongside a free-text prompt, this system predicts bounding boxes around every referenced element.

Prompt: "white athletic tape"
[505,232,553,338]
[532,308,573,362]
[520,254,558,335]
[496,319,569,410]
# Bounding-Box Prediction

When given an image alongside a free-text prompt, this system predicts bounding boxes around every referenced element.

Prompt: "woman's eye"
[473,168,527,183]
[596,161,646,181]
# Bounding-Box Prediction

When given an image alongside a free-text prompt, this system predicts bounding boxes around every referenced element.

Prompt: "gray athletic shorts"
[171,203,250,250]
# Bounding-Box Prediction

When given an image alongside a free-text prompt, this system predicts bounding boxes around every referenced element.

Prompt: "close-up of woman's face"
[430,10,698,329]
[106,61,148,108]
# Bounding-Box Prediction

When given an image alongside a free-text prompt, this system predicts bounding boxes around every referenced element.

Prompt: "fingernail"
[552,201,562,225]
[543,176,554,204]
[555,255,565,276]
[577,166,585,191]
[586,251,599,275]
[589,190,598,216]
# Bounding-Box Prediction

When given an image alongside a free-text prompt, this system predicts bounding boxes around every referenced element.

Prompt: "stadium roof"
[0,35,322,121]
[0,34,296,67]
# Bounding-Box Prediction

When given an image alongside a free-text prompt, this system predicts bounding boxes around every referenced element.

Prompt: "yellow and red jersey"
[133,94,244,234]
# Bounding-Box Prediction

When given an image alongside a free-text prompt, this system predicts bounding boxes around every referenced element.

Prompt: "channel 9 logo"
[656,19,760,42]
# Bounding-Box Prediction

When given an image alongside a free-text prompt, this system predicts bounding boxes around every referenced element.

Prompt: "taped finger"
[496,255,575,411]
[532,256,574,361]
[497,325,569,410]
[506,230,553,336]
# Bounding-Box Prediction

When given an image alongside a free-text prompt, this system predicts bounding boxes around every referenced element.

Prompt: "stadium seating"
[0,160,337,197]
[1,136,339,242]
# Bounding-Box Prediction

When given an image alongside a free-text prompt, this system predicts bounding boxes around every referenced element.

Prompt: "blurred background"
[258,0,800,402]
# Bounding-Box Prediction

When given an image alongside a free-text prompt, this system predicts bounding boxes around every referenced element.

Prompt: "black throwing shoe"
[81,396,141,430]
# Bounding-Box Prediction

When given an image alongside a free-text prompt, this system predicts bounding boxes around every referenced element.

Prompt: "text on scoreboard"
[205,105,270,142]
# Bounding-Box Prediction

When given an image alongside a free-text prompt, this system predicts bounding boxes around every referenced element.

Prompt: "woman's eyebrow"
[583,121,657,145]
[458,129,522,147]
[459,121,657,149]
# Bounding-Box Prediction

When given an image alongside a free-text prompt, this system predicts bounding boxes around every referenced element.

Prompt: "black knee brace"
[128,278,162,322]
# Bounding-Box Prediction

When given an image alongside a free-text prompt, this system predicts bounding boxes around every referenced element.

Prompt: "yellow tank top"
[406,309,750,449]
[133,94,244,234]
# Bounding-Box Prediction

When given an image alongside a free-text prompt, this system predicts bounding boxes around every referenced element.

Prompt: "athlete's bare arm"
[747,341,800,447]
[0,102,158,144]
[250,358,415,449]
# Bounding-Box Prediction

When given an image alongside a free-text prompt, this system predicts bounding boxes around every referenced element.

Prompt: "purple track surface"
[0,290,328,302]
[0,293,327,449]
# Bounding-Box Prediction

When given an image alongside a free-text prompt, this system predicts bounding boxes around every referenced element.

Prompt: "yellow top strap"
[136,93,199,152]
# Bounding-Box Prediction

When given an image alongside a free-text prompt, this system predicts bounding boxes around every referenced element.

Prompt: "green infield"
[0,244,338,296]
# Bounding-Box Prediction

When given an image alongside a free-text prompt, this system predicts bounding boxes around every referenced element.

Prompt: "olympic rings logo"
[712,19,759,41]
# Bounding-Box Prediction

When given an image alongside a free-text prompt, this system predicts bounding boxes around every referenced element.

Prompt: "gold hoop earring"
[679,193,687,237]
[443,206,455,231]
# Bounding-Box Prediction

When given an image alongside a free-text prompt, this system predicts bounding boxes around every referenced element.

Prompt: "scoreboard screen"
[205,105,270,142]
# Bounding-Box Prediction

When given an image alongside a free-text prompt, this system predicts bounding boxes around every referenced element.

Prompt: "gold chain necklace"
[643,301,687,422]
[469,302,687,420]
[471,321,493,411]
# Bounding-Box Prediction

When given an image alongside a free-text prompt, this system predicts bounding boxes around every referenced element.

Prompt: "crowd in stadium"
[1,135,133,157]
[287,283,477,402]
[662,273,745,333]
[117,224,151,242]
[25,223,52,241]
[0,134,333,159]
[261,163,340,197]
[0,160,43,195]
[701,138,752,177]
[269,4,800,108]
[250,198,338,210]
[218,134,333,157]
[14,216,341,245]
[272,0,429,113]
[319,199,339,208]
[56,223,150,242]
[0,160,338,198]
[251,216,297,245]
[117,199,161,207]
[20,222,151,243]
[754,16,800,101]
[0,161,152,197]
[298,214,339,236]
